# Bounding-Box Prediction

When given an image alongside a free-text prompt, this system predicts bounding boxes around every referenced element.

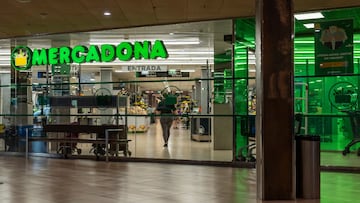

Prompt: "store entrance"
[113,69,232,161]
[0,19,235,162]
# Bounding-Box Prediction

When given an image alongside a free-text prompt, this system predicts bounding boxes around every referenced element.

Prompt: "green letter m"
[32,48,48,65]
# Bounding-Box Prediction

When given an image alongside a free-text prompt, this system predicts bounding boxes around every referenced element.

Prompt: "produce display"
[127,106,147,115]
[126,106,149,132]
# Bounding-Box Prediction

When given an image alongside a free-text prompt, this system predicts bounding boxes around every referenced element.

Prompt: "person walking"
[156,98,176,147]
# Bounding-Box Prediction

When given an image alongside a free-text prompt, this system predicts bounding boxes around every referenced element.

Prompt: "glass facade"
[232,7,360,167]
[0,20,235,162]
[293,8,360,157]
[0,6,360,168]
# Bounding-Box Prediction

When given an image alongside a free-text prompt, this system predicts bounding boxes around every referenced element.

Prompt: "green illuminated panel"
[234,19,252,158]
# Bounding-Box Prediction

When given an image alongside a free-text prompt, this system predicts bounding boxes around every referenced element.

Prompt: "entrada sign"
[11,40,168,71]
[124,65,167,72]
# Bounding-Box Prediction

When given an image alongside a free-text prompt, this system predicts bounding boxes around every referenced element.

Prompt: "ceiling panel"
[152,0,187,22]
[115,0,157,25]
[0,0,359,39]
[187,0,224,20]
[220,0,255,16]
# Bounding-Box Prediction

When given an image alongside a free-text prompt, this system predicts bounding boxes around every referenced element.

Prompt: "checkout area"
[41,124,130,159]
[0,94,131,160]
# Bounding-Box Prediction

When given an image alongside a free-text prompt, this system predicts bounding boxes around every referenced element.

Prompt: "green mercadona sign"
[11,40,168,71]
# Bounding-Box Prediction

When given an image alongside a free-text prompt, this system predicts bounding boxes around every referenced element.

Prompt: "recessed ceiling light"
[169,33,174,35]
[103,11,111,16]
[304,23,314,29]
[294,12,324,20]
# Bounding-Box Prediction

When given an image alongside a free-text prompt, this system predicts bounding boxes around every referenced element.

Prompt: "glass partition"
[0,20,234,162]
[231,7,360,168]
[295,7,360,168]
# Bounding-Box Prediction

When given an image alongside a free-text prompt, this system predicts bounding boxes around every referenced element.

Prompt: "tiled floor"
[321,151,360,168]
[1,156,360,203]
[125,121,233,161]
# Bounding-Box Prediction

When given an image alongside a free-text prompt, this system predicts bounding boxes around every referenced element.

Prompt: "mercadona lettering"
[31,40,168,66]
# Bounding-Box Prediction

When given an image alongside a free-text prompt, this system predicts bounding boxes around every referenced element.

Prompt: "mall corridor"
[0,156,359,203]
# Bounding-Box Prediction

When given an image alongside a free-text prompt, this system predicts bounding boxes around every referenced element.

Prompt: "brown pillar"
[255,0,295,200]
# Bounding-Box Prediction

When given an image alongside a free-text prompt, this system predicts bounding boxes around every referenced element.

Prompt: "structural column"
[255,0,295,200]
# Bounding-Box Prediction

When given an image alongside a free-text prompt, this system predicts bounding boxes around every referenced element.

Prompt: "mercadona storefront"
[1,6,360,168]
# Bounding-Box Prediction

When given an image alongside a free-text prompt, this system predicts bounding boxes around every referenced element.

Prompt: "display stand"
[43,94,130,158]
[127,116,149,133]
[126,106,149,133]
[190,116,211,142]
[295,83,309,134]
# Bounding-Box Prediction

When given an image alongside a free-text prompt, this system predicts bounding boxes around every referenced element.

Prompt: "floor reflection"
[0,156,359,203]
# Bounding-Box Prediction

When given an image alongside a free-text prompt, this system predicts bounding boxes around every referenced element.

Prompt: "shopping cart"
[90,125,131,159]
[237,114,305,162]
[342,110,360,156]
[57,122,82,158]
[237,115,256,162]
[3,125,18,152]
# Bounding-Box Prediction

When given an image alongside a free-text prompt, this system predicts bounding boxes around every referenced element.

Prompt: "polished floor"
[0,119,233,162]
[0,156,360,203]
[117,119,233,161]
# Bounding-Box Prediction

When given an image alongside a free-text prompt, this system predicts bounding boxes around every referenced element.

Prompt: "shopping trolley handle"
[341,110,360,116]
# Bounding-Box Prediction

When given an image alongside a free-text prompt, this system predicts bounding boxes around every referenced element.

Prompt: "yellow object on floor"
[0,124,5,134]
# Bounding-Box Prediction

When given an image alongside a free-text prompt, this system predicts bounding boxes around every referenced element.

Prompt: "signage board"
[11,40,168,71]
[136,70,190,78]
[120,65,167,72]
[315,19,353,75]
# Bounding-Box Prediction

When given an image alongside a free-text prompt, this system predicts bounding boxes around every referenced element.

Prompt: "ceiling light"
[181,70,195,73]
[103,11,111,16]
[164,41,200,45]
[168,51,213,55]
[169,57,214,60]
[115,70,130,73]
[294,12,324,20]
[294,40,313,44]
[304,23,315,29]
